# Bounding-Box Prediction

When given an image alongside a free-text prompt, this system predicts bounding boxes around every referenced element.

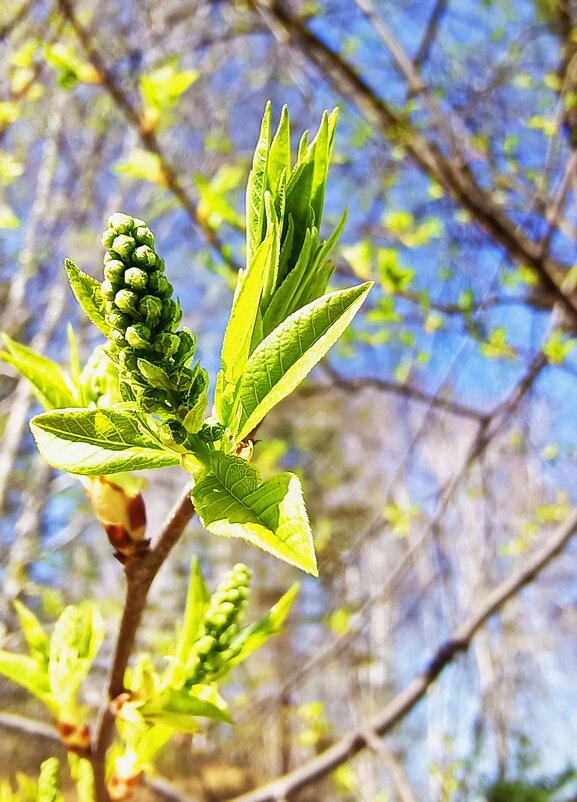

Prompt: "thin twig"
[55,0,241,272]
[223,504,577,802]
[91,484,195,802]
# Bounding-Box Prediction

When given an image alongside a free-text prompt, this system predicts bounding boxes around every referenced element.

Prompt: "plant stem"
[91,483,195,802]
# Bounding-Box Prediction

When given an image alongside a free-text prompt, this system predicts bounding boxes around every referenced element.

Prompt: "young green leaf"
[48,604,104,711]
[227,583,299,669]
[0,651,51,703]
[1,334,78,410]
[246,101,272,265]
[13,600,50,667]
[65,259,110,336]
[231,282,372,441]
[139,685,232,728]
[174,557,210,669]
[31,408,180,474]
[192,452,317,575]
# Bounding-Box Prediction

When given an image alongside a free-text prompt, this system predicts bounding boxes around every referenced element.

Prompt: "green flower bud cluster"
[100,213,202,423]
[37,758,62,802]
[187,563,251,686]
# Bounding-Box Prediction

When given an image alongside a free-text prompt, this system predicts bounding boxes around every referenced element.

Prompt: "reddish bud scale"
[55,719,91,753]
[84,477,147,559]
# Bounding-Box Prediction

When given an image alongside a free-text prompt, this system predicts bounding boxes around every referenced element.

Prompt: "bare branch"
[55,0,241,272]
[224,504,577,802]
[91,484,195,802]
[246,0,577,325]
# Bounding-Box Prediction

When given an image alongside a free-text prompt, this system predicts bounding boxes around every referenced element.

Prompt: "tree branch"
[224,504,577,802]
[91,483,195,802]
[246,0,577,325]
[55,0,241,272]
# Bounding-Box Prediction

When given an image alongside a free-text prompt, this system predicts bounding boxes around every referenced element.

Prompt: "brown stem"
[91,484,195,802]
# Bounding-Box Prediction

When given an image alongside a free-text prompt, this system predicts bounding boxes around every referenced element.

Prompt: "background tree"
[3,0,577,800]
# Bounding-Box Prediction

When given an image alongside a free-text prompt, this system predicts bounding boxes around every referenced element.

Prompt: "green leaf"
[246,102,272,265]
[228,583,299,668]
[140,685,232,728]
[192,452,317,575]
[13,600,50,667]
[65,259,110,336]
[216,223,276,421]
[232,282,372,441]
[31,408,180,475]
[1,334,78,410]
[48,604,104,708]
[175,558,210,668]
[0,650,51,701]
[268,105,291,193]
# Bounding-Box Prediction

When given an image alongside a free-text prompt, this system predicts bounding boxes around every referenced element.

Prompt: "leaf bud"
[125,324,152,350]
[132,245,157,269]
[110,235,136,259]
[146,271,170,296]
[107,212,135,233]
[114,289,140,315]
[137,295,162,327]
[134,225,155,248]
[124,267,148,292]
[153,332,180,357]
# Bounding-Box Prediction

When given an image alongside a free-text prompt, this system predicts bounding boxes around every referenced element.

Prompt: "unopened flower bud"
[108,212,135,233]
[132,245,157,268]
[109,329,128,348]
[124,267,148,291]
[146,271,170,296]
[138,295,163,327]
[115,289,139,315]
[110,235,136,259]
[160,298,181,328]
[137,388,164,413]
[101,280,118,301]
[125,324,152,350]
[135,226,155,248]
[104,260,126,283]
[119,351,138,371]
[153,332,180,357]
[108,311,132,332]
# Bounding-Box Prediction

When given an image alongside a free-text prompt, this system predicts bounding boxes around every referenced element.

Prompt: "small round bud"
[132,245,157,269]
[138,295,163,327]
[109,329,128,348]
[119,351,139,371]
[160,299,182,329]
[125,324,152,350]
[154,256,165,273]
[107,212,134,233]
[110,235,136,259]
[101,229,116,248]
[146,271,170,296]
[124,267,148,292]
[153,332,180,357]
[135,226,155,248]
[176,330,196,362]
[107,311,131,332]
[101,280,118,301]
[104,260,126,283]
[196,635,216,656]
[114,289,139,315]
[219,602,236,617]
